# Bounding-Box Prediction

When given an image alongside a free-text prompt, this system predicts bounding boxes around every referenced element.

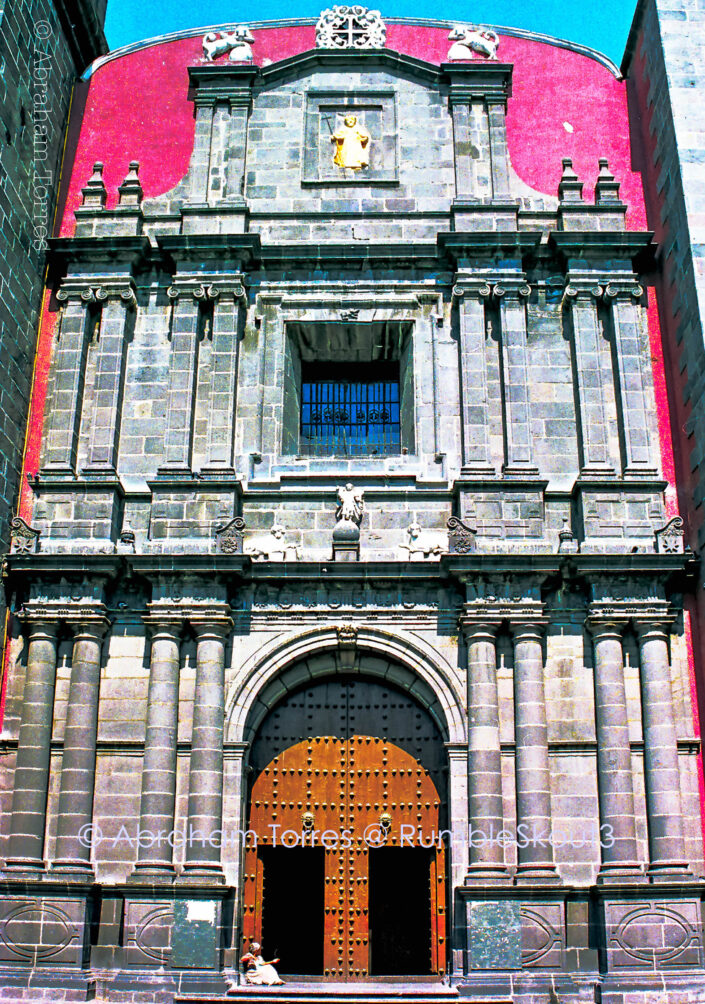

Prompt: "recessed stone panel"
[303,91,398,184]
[604,898,704,971]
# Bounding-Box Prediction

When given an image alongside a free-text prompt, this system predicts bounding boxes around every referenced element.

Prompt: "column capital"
[585,615,625,639]
[452,280,492,302]
[191,615,234,639]
[603,280,644,302]
[167,278,247,305]
[20,614,60,637]
[493,280,531,301]
[509,618,548,639]
[56,279,136,308]
[68,615,111,639]
[632,616,675,640]
[459,616,500,640]
[564,281,603,301]
[143,612,185,637]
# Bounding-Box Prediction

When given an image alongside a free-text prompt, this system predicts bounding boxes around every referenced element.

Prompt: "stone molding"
[20,601,110,631]
[166,280,247,304]
[56,280,137,308]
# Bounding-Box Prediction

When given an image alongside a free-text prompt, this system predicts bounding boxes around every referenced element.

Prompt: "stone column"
[604,282,659,476]
[159,288,209,473]
[82,289,135,474]
[6,620,59,870]
[635,620,689,878]
[225,89,255,205]
[41,293,93,474]
[496,283,538,475]
[454,281,494,476]
[511,620,559,882]
[132,619,182,875]
[53,616,110,872]
[188,100,215,204]
[204,289,243,474]
[586,618,642,880]
[183,616,232,877]
[565,283,614,476]
[463,619,509,882]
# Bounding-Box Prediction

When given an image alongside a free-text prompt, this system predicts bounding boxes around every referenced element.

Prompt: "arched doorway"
[241,676,448,979]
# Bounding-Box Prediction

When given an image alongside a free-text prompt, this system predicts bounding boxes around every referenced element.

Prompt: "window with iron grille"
[300,362,400,456]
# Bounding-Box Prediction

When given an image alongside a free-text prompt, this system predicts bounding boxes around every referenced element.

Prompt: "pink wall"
[58,25,646,232]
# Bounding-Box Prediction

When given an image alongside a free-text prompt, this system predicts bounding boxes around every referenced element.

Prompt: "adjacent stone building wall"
[0,0,106,608]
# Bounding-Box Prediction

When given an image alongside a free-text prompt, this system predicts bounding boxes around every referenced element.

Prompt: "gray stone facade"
[0,30,703,1004]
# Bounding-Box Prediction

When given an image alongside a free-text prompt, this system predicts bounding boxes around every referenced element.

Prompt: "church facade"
[0,9,703,1003]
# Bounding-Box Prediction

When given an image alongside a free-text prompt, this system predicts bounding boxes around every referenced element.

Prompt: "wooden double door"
[242,727,447,979]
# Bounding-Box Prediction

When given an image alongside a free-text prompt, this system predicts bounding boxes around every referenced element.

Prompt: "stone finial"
[80,161,107,209]
[558,158,584,203]
[557,517,580,554]
[594,158,621,204]
[117,160,143,208]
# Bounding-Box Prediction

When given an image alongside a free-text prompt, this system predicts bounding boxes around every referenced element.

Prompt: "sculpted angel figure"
[336,483,364,525]
[331,114,370,170]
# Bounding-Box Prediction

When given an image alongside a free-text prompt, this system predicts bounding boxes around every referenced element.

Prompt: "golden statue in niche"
[331,114,370,169]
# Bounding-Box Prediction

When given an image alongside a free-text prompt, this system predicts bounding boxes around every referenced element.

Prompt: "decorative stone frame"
[302,90,398,185]
[252,283,447,469]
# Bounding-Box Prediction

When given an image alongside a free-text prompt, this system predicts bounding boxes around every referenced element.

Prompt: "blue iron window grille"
[300,362,401,456]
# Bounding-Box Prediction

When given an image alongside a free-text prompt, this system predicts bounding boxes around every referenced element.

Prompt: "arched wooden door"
[242,735,446,979]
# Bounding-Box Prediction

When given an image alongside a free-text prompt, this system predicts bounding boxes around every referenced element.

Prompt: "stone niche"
[302,89,398,184]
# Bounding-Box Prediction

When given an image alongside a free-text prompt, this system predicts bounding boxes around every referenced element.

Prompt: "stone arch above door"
[225,624,466,746]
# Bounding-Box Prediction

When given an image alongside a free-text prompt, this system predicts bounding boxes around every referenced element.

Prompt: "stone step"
[175,985,459,1004]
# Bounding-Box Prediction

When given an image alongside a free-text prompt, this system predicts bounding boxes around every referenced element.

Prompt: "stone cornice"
[550,231,656,271]
[48,236,151,267]
[439,231,541,261]
[259,48,445,87]
[157,234,261,268]
[442,62,514,103]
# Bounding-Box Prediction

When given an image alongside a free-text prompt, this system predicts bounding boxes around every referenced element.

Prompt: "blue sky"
[104,1,639,66]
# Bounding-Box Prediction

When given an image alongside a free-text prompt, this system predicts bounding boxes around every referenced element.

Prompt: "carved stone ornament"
[557,517,580,555]
[214,516,246,554]
[654,516,685,554]
[399,522,446,561]
[333,483,364,541]
[447,25,499,61]
[447,516,477,554]
[202,25,254,62]
[336,623,358,647]
[245,523,300,561]
[316,5,386,49]
[10,516,40,554]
